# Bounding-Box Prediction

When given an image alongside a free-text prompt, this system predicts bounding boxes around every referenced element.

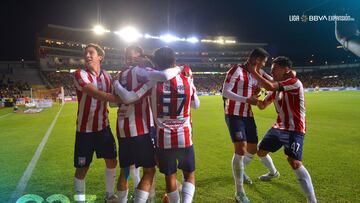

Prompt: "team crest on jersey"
[78,157,86,166]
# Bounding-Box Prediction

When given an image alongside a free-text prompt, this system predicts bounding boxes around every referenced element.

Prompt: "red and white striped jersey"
[116,66,153,138]
[73,68,112,133]
[223,64,269,117]
[150,69,197,149]
[264,77,306,134]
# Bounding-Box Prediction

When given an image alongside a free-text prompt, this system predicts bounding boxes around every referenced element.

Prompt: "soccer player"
[113,47,200,203]
[222,48,271,203]
[114,46,182,203]
[73,43,121,203]
[250,56,317,203]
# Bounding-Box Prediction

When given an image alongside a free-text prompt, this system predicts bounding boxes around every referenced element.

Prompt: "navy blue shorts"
[74,126,117,168]
[156,146,195,176]
[258,128,305,161]
[118,134,156,168]
[225,115,258,144]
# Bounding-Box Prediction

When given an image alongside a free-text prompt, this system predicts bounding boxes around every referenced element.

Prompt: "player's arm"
[136,66,183,82]
[250,69,281,91]
[222,70,258,105]
[74,70,122,103]
[190,83,200,109]
[82,84,122,103]
[113,80,154,104]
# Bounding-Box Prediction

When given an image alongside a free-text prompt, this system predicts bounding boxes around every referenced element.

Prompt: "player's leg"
[225,115,249,203]
[73,131,94,202]
[178,146,196,203]
[133,135,156,203]
[157,148,180,203]
[257,128,281,181]
[130,165,141,189]
[285,133,317,203]
[243,117,259,184]
[116,137,133,203]
[95,127,118,202]
[165,174,180,203]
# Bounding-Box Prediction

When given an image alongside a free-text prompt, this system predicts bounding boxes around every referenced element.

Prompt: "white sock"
[105,168,116,196]
[294,165,317,203]
[182,182,195,203]
[167,190,180,203]
[149,172,156,199]
[260,155,277,174]
[232,153,244,193]
[116,189,128,203]
[131,166,141,189]
[134,189,149,203]
[243,153,254,166]
[74,177,85,202]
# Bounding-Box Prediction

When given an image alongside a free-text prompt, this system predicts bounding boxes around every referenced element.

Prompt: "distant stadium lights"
[144,33,159,39]
[115,26,142,43]
[225,40,236,44]
[93,25,110,35]
[186,37,199,43]
[160,34,180,43]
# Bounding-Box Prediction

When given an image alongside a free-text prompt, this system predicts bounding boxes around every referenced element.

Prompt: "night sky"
[3,0,359,64]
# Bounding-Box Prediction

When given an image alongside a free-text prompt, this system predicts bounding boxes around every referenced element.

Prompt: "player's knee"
[257,149,268,157]
[183,171,195,183]
[143,167,156,177]
[234,142,247,155]
[287,157,302,169]
[105,159,117,168]
[247,144,258,154]
[75,167,89,179]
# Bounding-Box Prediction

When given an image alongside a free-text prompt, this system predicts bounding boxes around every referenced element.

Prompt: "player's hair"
[125,45,144,56]
[85,43,105,62]
[153,47,176,70]
[249,47,269,59]
[272,56,293,68]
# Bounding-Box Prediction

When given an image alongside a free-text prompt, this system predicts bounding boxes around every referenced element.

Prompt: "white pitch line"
[0,112,12,119]
[8,104,64,203]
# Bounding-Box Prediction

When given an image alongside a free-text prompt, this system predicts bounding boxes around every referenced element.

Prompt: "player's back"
[150,70,196,149]
[116,66,152,138]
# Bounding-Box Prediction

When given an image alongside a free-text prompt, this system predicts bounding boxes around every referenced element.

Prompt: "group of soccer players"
[73,43,199,203]
[223,48,317,203]
[72,43,316,203]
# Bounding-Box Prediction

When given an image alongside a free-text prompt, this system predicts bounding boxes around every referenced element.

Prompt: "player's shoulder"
[227,64,241,75]
[181,65,193,78]
[280,77,302,87]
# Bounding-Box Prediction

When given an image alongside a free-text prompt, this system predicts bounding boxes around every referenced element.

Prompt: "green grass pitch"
[0,91,360,202]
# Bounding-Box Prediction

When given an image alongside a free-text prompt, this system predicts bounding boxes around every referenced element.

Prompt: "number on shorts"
[291,142,300,153]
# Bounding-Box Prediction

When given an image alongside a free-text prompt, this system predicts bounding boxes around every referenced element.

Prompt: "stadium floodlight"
[93,25,110,35]
[160,34,180,43]
[115,26,143,43]
[144,33,160,39]
[186,37,199,43]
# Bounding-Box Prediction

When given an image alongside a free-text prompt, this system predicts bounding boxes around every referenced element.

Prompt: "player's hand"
[246,95,259,105]
[254,85,261,97]
[286,70,297,78]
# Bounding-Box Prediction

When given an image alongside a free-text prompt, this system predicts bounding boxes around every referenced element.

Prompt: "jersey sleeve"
[74,69,91,90]
[279,78,301,93]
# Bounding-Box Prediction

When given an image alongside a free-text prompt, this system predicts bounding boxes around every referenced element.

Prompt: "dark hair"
[85,43,105,58]
[125,45,144,57]
[272,56,293,68]
[153,47,176,69]
[249,47,269,59]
